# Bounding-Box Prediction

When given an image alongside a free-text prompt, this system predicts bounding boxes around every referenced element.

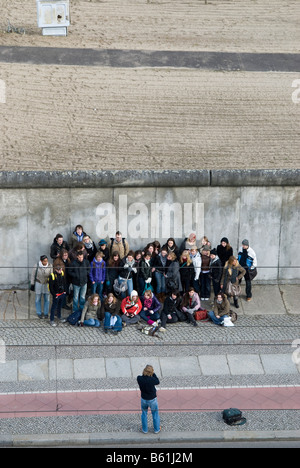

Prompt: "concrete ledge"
[0,170,299,188]
[4,430,300,447]
[211,169,300,186]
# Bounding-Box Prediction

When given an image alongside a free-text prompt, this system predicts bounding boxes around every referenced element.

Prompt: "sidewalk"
[0,284,299,445]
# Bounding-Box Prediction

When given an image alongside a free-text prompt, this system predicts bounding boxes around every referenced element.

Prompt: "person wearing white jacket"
[238,239,257,301]
[190,246,202,294]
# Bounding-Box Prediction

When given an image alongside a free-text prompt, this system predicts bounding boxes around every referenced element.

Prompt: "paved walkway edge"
[1,430,299,446]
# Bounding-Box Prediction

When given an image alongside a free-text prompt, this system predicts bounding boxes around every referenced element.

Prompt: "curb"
[1,430,300,447]
[0,169,300,188]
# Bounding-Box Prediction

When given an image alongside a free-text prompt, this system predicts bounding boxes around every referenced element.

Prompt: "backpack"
[67,309,81,326]
[110,237,126,254]
[222,408,247,426]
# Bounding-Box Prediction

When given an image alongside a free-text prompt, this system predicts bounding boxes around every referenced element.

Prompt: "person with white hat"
[120,290,142,325]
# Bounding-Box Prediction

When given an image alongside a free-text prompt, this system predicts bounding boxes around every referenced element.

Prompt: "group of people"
[30,225,257,329]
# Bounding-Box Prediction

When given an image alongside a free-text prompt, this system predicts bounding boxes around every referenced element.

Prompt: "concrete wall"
[1,170,299,288]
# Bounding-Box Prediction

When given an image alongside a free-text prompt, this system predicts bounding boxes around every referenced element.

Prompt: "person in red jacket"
[121,290,142,325]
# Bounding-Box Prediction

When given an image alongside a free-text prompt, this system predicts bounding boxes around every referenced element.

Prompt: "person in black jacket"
[137,365,161,434]
[68,252,91,313]
[209,248,223,297]
[50,234,70,260]
[48,265,67,327]
[160,290,185,331]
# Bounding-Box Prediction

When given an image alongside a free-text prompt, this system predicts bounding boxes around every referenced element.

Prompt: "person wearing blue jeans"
[208,292,230,326]
[137,365,161,434]
[80,294,101,327]
[69,252,90,313]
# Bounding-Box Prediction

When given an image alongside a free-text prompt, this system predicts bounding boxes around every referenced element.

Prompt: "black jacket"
[69,259,91,286]
[50,239,70,259]
[137,373,160,400]
[48,271,66,296]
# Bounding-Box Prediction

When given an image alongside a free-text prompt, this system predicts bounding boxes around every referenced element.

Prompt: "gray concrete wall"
[1,170,299,288]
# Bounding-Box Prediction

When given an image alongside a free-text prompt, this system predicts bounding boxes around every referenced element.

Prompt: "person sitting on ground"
[140,289,162,327]
[160,290,185,332]
[208,292,230,326]
[181,286,200,327]
[120,290,142,325]
[101,293,122,334]
[80,294,101,327]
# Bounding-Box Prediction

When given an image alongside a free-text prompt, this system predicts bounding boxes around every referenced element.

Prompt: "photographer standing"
[137,365,161,434]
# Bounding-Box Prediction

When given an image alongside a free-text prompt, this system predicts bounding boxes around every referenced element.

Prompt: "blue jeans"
[35,293,50,317]
[140,310,160,324]
[118,276,133,298]
[141,397,160,433]
[208,310,228,326]
[73,284,87,312]
[155,271,166,294]
[91,282,104,300]
[84,318,100,327]
[104,312,122,331]
[50,294,65,321]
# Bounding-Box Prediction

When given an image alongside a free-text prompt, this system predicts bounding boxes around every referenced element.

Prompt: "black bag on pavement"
[222,408,247,426]
[67,309,81,326]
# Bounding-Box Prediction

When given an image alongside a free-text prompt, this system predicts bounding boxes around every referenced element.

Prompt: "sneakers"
[159,327,166,333]
[50,321,57,327]
[154,426,161,434]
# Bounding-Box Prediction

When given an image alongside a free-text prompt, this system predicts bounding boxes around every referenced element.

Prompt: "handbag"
[226,282,241,297]
[222,408,247,426]
[249,267,258,281]
[194,309,208,321]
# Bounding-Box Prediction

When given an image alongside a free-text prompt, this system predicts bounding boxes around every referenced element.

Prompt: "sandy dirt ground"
[0,64,299,170]
[0,0,299,170]
[0,0,299,53]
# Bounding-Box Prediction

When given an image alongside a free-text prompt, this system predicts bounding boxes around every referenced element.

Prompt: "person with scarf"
[140,251,154,294]
[118,251,138,297]
[30,255,53,319]
[140,289,162,326]
[82,235,97,263]
[71,224,87,248]
[120,290,142,325]
[80,294,101,328]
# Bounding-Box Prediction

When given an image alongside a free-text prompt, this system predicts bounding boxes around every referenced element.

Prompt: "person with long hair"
[102,293,122,334]
[120,290,142,325]
[221,256,246,308]
[137,365,161,434]
[80,293,101,327]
